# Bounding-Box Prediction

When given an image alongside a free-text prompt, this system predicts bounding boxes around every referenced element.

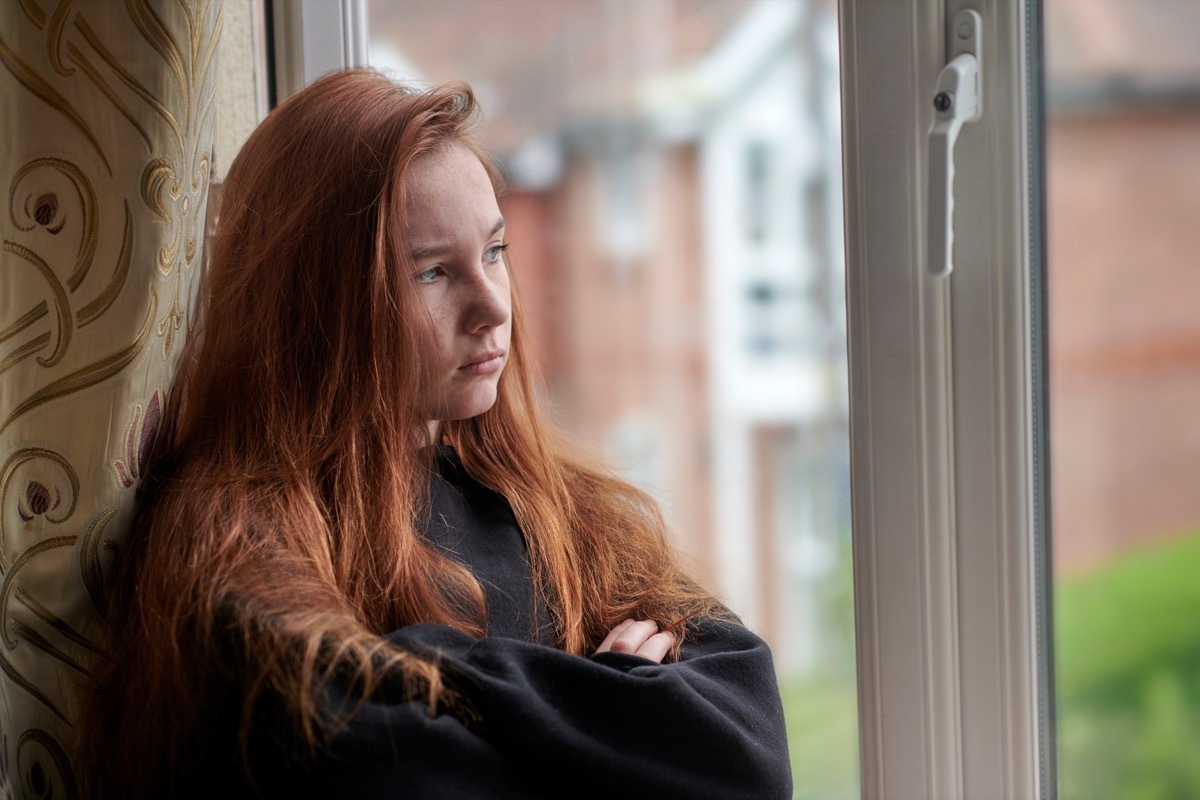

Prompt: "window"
[1045,2,1200,797]
[268,1,1200,796]
[366,2,857,796]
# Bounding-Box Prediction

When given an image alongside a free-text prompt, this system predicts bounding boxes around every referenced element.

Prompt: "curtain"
[0,1,220,795]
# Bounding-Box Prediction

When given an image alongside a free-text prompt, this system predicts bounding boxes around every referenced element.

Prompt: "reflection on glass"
[1046,2,1200,797]
[368,1,855,797]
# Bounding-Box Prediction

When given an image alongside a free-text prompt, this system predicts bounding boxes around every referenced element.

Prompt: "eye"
[414,266,444,284]
[484,243,509,264]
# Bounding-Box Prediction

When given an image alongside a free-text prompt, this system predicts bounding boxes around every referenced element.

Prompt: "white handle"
[927,10,982,277]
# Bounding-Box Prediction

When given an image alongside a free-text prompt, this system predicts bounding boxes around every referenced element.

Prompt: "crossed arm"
[239,617,795,799]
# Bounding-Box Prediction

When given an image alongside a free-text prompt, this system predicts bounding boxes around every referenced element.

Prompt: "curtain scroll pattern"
[0,1,221,797]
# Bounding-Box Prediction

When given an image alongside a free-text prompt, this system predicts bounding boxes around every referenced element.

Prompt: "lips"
[459,349,506,374]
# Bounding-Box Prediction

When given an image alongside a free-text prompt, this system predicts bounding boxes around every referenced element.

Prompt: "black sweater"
[220,449,793,799]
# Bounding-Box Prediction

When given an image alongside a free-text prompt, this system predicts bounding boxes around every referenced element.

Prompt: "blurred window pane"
[368,1,856,796]
[1045,1,1200,796]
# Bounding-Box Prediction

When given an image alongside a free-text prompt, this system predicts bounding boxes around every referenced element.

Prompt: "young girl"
[78,69,791,799]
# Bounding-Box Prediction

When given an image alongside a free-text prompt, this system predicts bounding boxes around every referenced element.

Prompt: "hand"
[594,619,676,664]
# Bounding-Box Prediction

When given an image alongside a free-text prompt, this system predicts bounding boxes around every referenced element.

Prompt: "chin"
[445,385,500,423]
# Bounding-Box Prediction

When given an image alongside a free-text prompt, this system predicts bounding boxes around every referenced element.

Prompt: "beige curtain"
[0,1,220,795]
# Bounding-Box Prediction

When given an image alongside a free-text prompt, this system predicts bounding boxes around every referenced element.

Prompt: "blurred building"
[1044,0,1200,573]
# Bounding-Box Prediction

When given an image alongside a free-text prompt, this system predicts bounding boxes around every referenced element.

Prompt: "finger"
[607,620,660,656]
[635,630,676,664]
[595,619,636,654]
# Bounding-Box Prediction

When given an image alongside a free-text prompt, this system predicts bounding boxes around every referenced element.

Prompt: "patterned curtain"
[0,1,221,796]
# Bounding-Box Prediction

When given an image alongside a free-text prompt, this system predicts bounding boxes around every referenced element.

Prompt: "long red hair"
[77,69,722,797]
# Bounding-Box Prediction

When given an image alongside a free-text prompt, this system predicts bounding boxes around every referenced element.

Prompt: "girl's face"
[403,144,512,431]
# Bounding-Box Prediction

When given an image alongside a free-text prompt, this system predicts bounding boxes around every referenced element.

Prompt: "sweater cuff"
[587,650,660,672]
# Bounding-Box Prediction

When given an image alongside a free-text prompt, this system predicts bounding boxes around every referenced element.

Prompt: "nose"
[462,267,510,334]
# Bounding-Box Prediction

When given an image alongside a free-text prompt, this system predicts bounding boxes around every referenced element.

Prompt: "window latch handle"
[928,9,982,277]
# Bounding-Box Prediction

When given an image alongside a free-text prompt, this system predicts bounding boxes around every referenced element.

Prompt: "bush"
[1056,530,1200,800]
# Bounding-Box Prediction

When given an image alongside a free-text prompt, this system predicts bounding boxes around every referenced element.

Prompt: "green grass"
[779,670,860,800]
[775,529,1200,800]
[1056,529,1200,800]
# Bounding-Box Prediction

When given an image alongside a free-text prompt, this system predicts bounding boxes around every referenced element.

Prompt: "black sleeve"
[270,618,792,800]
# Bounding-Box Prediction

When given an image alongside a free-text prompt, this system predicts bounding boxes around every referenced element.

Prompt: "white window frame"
[275,1,1054,796]
[270,0,368,102]
[840,0,1050,797]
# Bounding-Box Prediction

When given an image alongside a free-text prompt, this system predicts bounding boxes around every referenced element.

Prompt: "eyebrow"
[408,217,505,262]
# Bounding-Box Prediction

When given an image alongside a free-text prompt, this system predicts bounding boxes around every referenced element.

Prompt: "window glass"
[1046,2,1200,796]
[368,2,856,796]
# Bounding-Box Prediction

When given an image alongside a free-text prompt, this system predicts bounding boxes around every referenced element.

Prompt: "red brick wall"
[1048,107,1200,572]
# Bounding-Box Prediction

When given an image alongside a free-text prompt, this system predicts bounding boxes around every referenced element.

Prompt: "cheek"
[406,304,451,394]
[416,296,454,350]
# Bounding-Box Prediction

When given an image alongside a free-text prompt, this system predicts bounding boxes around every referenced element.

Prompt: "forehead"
[402,144,499,243]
